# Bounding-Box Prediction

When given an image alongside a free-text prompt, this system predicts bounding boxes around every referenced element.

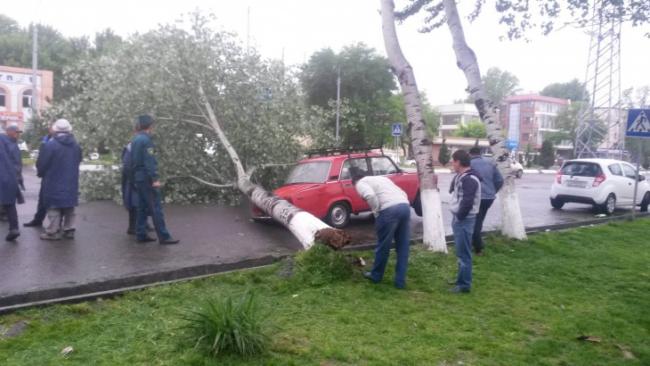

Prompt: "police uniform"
[130,115,178,244]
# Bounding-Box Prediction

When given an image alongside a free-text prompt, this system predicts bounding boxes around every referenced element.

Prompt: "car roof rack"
[306,145,385,158]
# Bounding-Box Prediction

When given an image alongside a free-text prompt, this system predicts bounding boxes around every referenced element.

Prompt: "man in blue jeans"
[449,150,481,293]
[350,167,411,289]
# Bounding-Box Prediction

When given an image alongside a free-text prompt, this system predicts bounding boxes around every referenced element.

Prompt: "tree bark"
[380,0,447,252]
[442,0,527,240]
[197,85,350,249]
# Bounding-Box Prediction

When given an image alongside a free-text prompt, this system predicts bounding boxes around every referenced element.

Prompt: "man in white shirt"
[350,167,411,289]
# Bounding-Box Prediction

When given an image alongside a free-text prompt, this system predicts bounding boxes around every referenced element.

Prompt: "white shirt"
[355,176,409,216]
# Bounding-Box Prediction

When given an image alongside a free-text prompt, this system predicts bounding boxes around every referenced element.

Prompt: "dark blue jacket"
[36,132,82,208]
[121,142,138,209]
[470,156,504,200]
[0,136,18,205]
[0,134,22,183]
[130,132,158,183]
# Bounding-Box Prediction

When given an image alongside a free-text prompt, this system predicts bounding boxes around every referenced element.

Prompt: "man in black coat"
[0,123,23,241]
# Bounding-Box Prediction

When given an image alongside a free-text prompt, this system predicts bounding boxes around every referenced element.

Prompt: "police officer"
[130,115,179,244]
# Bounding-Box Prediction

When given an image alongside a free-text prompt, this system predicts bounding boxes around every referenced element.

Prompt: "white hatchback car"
[550,159,650,214]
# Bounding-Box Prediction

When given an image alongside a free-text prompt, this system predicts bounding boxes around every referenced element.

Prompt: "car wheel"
[550,197,564,209]
[412,191,422,217]
[327,201,351,228]
[600,193,616,215]
[640,192,650,213]
[516,170,523,179]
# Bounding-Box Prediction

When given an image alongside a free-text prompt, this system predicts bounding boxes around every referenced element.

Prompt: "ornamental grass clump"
[294,243,354,286]
[183,293,269,358]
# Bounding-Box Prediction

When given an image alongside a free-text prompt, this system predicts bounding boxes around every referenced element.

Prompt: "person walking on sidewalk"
[37,119,82,240]
[449,149,481,293]
[0,123,24,241]
[350,166,411,289]
[23,127,53,228]
[130,115,179,245]
[469,147,503,255]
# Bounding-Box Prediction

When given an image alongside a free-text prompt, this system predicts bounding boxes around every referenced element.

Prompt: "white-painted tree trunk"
[442,0,526,240]
[197,85,333,249]
[380,0,447,252]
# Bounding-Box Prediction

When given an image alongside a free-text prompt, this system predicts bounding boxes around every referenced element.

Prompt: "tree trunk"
[442,0,527,240]
[380,0,447,252]
[197,85,350,249]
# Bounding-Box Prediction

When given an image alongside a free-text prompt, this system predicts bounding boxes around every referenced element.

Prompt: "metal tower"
[574,1,623,159]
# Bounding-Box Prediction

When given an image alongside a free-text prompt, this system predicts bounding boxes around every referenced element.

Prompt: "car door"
[339,158,370,212]
[369,156,416,199]
[621,163,643,205]
[606,163,632,204]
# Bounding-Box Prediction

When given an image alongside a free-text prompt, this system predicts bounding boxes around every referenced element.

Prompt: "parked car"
[511,159,524,178]
[252,150,422,228]
[549,158,650,214]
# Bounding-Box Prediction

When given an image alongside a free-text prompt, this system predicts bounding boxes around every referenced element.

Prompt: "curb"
[1,213,648,314]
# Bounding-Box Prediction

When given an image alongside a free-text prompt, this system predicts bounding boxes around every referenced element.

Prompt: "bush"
[182,293,269,358]
[294,243,354,286]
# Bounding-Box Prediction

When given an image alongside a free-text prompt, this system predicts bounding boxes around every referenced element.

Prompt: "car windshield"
[561,162,601,177]
[285,161,331,184]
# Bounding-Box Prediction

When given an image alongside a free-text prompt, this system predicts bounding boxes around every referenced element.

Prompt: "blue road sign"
[391,123,403,136]
[505,139,519,150]
[626,109,650,138]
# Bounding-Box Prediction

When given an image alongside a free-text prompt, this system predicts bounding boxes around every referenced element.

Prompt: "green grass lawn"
[1,220,649,365]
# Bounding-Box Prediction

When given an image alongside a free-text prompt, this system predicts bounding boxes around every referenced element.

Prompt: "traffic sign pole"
[625,109,650,219]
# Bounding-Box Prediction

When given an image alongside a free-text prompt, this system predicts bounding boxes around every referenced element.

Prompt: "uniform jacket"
[36,132,82,208]
[449,168,481,221]
[130,132,159,183]
[470,156,503,200]
[0,136,19,205]
[121,142,139,209]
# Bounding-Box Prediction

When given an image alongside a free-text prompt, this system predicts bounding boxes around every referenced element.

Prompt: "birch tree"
[51,14,348,249]
[380,0,447,252]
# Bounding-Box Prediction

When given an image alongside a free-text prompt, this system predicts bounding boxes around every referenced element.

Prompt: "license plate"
[567,180,587,188]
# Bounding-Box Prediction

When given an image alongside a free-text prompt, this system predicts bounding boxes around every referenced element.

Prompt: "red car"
[252,149,422,228]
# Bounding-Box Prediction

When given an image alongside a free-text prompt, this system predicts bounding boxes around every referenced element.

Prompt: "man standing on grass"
[350,166,411,289]
[449,150,481,293]
[469,147,503,255]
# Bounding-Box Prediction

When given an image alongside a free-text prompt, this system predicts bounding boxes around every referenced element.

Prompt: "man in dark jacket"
[23,128,53,228]
[449,149,481,293]
[131,115,179,245]
[37,119,82,240]
[469,147,504,255]
[0,123,23,241]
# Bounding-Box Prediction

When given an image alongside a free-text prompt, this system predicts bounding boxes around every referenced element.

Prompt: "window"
[522,133,530,142]
[608,164,623,176]
[621,164,637,179]
[22,89,32,108]
[560,162,601,177]
[370,157,398,176]
[340,158,369,180]
[285,162,331,184]
[0,88,5,107]
[442,115,460,125]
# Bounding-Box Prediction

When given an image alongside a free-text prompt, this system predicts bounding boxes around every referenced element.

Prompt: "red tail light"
[555,171,562,184]
[593,173,606,187]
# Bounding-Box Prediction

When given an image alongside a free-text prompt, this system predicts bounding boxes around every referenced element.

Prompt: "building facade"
[437,103,480,138]
[0,65,53,131]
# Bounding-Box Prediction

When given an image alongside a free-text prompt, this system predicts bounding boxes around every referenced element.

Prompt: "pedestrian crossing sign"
[626,109,650,138]
[391,123,402,136]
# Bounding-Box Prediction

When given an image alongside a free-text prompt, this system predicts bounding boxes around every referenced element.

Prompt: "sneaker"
[5,230,20,241]
[40,232,62,241]
[450,286,470,294]
[363,271,378,283]
[159,238,180,245]
[63,229,76,239]
[136,236,157,243]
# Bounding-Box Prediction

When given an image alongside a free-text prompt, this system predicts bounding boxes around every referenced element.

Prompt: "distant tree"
[539,140,555,168]
[454,120,486,138]
[438,139,450,166]
[482,67,520,105]
[524,144,533,168]
[540,79,588,102]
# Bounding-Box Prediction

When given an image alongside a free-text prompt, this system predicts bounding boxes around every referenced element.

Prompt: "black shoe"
[450,286,470,294]
[159,238,180,245]
[23,220,42,227]
[63,229,76,239]
[6,230,20,241]
[136,236,157,243]
[126,228,136,235]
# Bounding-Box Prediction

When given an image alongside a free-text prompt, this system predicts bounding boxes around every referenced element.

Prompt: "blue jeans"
[135,182,171,241]
[369,203,411,288]
[452,215,476,290]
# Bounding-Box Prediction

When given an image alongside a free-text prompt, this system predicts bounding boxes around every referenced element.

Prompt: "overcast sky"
[3,0,648,105]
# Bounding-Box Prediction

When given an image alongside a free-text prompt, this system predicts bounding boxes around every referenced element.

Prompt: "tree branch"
[246,162,295,177]
[167,175,235,189]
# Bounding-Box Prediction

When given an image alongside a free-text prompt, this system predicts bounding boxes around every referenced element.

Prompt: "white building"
[0,65,54,131]
[436,103,480,138]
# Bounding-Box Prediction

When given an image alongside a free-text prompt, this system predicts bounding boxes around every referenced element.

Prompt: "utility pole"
[335,67,341,143]
[246,6,250,55]
[31,22,39,124]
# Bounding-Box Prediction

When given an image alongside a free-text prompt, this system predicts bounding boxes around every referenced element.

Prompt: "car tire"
[600,193,616,215]
[327,201,351,228]
[550,197,564,209]
[516,170,523,178]
[640,192,650,213]
[412,191,422,217]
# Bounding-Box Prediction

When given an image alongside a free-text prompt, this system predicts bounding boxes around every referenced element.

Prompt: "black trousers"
[31,185,47,224]
[2,204,18,231]
[472,199,494,253]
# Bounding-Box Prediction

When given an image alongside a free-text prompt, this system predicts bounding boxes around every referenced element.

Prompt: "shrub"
[294,243,354,286]
[182,293,269,358]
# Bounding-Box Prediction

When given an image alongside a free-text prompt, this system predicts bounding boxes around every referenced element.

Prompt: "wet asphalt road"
[0,168,635,307]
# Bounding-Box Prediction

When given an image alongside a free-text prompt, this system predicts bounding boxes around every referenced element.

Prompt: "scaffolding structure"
[574,0,623,159]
